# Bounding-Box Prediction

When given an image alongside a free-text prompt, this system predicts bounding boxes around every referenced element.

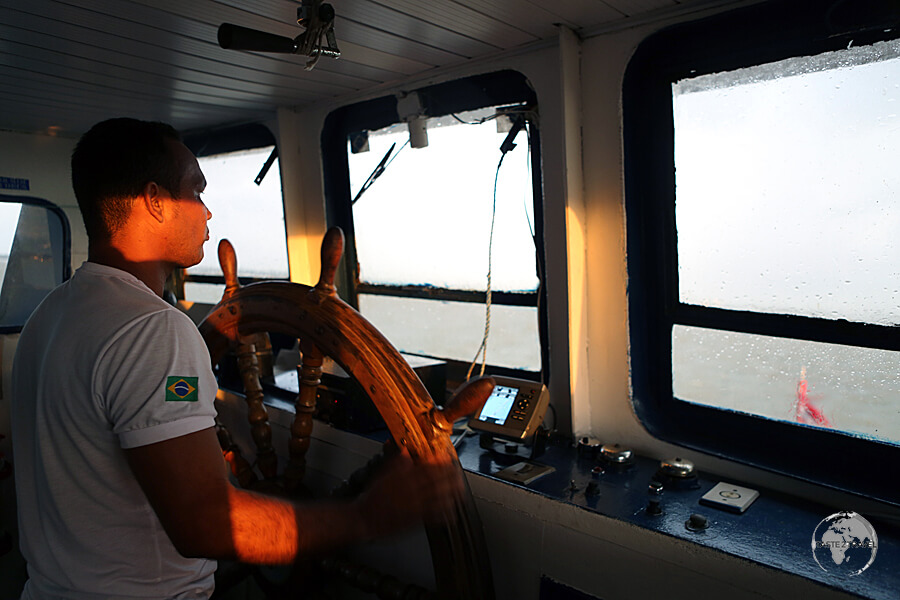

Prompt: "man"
[11,118,485,599]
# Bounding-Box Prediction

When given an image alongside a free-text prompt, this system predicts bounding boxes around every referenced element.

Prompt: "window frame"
[623,0,900,505]
[321,70,548,383]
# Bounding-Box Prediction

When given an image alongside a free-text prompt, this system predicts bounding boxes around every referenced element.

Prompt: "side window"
[0,195,71,333]
[671,45,900,443]
[324,72,546,383]
[624,1,900,504]
[182,126,289,303]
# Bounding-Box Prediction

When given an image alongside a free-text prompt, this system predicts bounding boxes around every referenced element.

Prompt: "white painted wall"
[0,132,85,268]
[0,132,82,581]
[0,131,81,453]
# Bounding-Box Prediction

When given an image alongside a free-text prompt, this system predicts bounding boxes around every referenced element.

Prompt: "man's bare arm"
[125,427,463,564]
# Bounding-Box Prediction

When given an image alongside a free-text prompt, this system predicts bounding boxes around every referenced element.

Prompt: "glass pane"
[183,282,226,304]
[0,202,67,329]
[0,203,22,284]
[358,294,540,371]
[347,109,538,292]
[673,39,900,325]
[187,146,288,280]
[673,325,900,445]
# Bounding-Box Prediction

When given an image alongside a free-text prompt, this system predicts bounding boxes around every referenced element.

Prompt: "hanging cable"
[305,28,324,70]
[466,114,528,379]
[523,132,547,386]
[466,151,505,380]
[523,128,536,238]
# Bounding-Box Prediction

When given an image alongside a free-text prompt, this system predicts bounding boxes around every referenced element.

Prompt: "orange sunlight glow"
[227,487,299,564]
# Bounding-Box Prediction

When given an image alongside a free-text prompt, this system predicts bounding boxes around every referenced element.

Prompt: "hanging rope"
[466,152,505,380]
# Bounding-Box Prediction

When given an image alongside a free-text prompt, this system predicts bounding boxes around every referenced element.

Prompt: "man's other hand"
[355,452,465,539]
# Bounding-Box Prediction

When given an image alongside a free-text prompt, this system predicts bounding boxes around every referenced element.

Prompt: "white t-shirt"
[11,262,218,599]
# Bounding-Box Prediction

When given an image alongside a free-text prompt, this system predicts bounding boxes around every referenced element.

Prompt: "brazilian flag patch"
[165,376,199,402]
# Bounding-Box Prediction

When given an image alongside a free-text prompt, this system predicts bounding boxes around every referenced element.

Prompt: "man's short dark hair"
[71,118,183,241]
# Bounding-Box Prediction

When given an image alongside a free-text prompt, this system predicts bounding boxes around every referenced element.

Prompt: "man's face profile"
[161,140,211,269]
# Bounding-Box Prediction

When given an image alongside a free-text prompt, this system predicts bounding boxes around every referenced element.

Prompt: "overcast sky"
[347,114,537,292]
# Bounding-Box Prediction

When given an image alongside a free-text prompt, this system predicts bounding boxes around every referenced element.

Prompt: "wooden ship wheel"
[198,227,495,599]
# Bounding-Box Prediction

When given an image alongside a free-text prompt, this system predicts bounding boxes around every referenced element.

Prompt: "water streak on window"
[673,325,900,446]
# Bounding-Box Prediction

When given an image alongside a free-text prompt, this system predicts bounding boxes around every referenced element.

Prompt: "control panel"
[451,437,898,599]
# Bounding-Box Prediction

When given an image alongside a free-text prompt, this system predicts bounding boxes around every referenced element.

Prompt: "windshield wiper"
[351,140,407,205]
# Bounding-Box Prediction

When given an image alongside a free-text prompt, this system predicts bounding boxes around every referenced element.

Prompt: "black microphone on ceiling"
[217,23,297,54]
[217,1,341,68]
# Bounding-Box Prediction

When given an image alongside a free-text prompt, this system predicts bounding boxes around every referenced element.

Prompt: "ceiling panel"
[603,0,679,18]
[0,24,337,101]
[0,36,310,106]
[0,0,725,138]
[362,0,538,48]
[0,68,251,120]
[336,1,502,57]
[519,0,627,26]
[333,16,466,64]
[450,0,599,38]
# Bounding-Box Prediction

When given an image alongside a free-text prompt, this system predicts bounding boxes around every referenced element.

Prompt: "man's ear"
[142,181,167,224]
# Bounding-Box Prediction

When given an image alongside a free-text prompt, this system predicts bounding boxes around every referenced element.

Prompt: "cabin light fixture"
[407,117,428,149]
[217,0,340,70]
[397,92,428,149]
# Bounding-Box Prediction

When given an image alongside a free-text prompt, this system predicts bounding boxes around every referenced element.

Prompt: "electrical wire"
[382,139,408,170]
[450,113,484,125]
[466,152,505,380]
[523,127,536,238]
[521,127,546,386]
[306,34,322,70]
[465,116,536,380]
[450,107,531,127]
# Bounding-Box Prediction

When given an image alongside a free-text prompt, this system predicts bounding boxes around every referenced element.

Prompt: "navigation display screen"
[477,385,518,424]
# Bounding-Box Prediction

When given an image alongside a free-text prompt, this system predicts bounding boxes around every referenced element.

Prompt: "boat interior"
[1,0,899,598]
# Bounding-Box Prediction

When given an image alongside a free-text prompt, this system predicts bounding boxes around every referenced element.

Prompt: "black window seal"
[184,274,289,286]
[356,283,538,307]
[183,123,276,158]
[623,0,900,506]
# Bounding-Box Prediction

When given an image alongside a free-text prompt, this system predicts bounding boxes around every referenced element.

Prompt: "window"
[0,195,71,333]
[624,0,900,505]
[323,71,546,382]
[181,125,289,304]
